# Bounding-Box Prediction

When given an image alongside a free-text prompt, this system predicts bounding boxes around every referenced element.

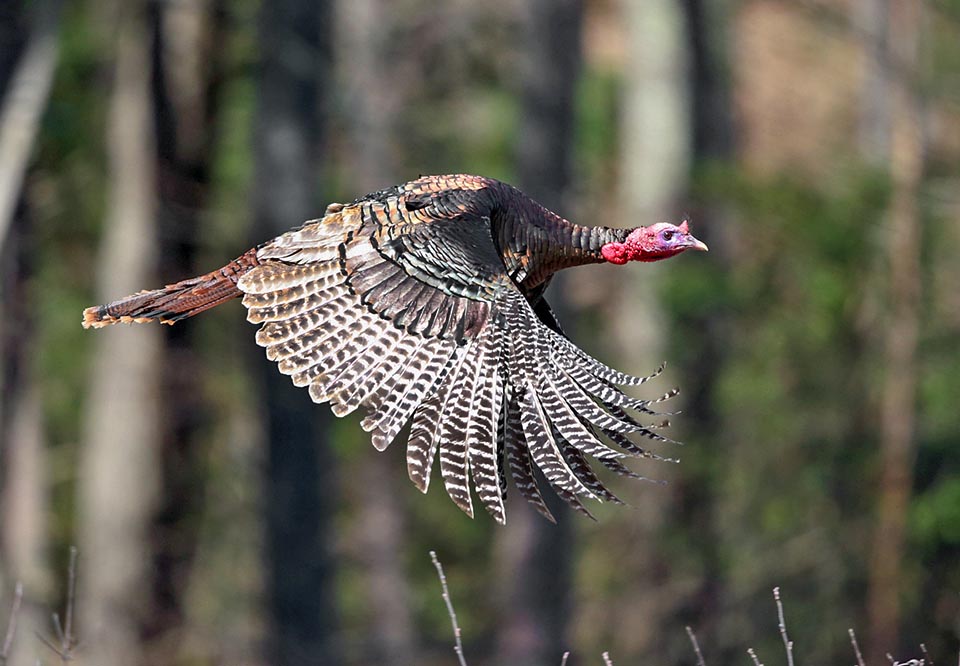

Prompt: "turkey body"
[83,174,683,523]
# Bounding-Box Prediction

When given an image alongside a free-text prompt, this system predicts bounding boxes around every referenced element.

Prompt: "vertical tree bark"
[494,2,582,664]
[0,5,54,660]
[0,205,48,658]
[674,0,735,660]
[588,0,689,659]
[77,2,162,664]
[866,1,924,660]
[143,0,227,652]
[858,0,892,162]
[336,2,417,663]
[253,1,340,664]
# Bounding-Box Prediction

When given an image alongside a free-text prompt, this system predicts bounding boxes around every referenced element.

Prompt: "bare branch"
[849,629,866,666]
[773,588,795,666]
[429,551,468,666]
[602,651,614,666]
[686,626,706,666]
[886,653,927,666]
[63,547,77,657]
[921,644,932,666]
[561,651,570,666]
[1,582,24,663]
[748,647,764,666]
[38,547,79,664]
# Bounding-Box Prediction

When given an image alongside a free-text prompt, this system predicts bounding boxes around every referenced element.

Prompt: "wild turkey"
[82,174,708,523]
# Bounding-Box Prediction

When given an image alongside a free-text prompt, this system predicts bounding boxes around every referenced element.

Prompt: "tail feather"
[82,248,260,329]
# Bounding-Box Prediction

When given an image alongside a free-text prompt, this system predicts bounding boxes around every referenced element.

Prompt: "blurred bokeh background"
[0,0,958,664]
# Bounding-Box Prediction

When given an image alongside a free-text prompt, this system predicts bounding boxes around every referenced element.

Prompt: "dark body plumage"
[83,174,679,523]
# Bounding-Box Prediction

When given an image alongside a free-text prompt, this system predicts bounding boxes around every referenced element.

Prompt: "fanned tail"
[81,248,260,329]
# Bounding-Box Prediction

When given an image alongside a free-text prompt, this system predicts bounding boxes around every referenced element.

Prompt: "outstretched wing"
[238,177,675,523]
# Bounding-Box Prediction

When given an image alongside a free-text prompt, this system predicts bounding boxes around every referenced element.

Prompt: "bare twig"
[63,546,77,656]
[429,551,468,666]
[886,653,927,666]
[38,547,79,664]
[773,588,795,666]
[1,582,24,663]
[748,647,764,666]
[849,629,867,666]
[602,651,614,666]
[561,651,570,666]
[686,625,706,666]
[921,644,932,666]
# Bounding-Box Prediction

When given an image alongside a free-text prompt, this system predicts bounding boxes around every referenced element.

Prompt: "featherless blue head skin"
[601,220,708,264]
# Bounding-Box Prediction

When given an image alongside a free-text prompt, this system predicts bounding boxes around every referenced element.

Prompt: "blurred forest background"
[1,0,959,664]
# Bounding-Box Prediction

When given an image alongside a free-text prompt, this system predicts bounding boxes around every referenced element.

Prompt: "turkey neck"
[489,181,626,292]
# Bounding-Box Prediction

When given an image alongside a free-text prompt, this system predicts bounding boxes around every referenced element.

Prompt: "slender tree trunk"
[253,1,340,663]
[0,213,50,662]
[495,2,582,664]
[866,2,924,660]
[78,3,162,664]
[143,0,227,654]
[0,5,50,658]
[858,0,892,162]
[583,0,689,660]
[673,0,735,660]
[335,2,417,663]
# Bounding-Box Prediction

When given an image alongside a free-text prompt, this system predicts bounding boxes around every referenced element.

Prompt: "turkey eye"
[662,230,674,241]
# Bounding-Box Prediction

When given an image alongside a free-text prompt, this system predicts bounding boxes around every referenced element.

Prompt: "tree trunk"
[253,1,340,664]
[858,0,892,163]
[77,3,162,664]
[335,2,417,663]
[494,2,582,664]
[582,0,690,660]
[142,0,227,654]
[0,215,49,661]
[0,5,54,660]
[866,1,924,660]
[673,0,735,660]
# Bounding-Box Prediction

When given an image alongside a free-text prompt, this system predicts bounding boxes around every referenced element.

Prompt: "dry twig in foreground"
[850,628,867,666]
[1,582,23,664]
[429,550,468,666]
[37,546,79,664]
[774,587,795,666]
[686,625,706,666]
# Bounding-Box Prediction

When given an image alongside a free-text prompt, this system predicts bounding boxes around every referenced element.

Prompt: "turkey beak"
[685,234,709,252]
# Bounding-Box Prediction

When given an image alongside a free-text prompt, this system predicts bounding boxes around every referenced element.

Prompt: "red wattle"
[601,242,629,264]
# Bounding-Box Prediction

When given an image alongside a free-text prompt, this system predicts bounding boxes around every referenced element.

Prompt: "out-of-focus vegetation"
[1,0,958,665]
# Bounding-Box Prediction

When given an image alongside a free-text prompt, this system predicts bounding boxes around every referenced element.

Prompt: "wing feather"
[405,345,470,490]
[503,394,555,523]
[466,327,506,522]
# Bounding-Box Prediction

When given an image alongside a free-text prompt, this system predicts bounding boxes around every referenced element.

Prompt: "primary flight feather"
[82,174,708,523]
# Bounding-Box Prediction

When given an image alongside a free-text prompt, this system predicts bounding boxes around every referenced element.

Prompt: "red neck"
[600,240,681,264]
